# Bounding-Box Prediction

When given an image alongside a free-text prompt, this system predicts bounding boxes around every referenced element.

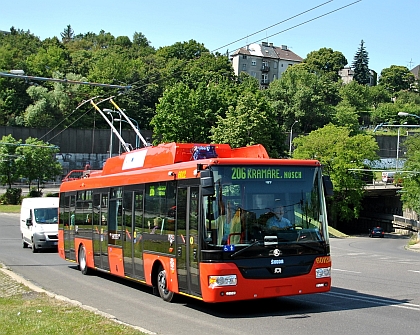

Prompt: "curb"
[0,264,155,335]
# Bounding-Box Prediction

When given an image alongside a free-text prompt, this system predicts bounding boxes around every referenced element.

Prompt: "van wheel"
[22,236,28,248]
[78,245,90,275]
[32,239,37,253]
[157,266,174,302]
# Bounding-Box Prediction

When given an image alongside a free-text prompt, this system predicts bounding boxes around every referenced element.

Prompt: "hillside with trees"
[1,26,420,220]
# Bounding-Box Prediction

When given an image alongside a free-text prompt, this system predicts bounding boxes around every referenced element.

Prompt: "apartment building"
[230,42,303,88]
[339,67,378,86]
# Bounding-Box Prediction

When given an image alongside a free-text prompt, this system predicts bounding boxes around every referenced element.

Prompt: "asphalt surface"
[0,214,420,334]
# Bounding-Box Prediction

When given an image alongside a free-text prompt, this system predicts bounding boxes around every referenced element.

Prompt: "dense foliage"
[2,26,420,219]
[292,124,379,224]
[400,135,420,213]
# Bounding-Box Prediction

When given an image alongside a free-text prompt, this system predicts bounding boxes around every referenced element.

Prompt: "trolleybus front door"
[176,186,200,296]
[93,191,110,271]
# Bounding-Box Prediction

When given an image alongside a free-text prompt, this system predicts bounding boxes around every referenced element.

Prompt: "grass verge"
[0,269,148,335]
[0,204,21,213]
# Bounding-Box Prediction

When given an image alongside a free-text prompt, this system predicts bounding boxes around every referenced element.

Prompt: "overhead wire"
[128,0,361,92]
[245,0,362,48]
[211,0,334,53]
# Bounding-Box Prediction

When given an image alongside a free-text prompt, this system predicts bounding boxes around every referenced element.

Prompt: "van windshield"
[34,208,58,223]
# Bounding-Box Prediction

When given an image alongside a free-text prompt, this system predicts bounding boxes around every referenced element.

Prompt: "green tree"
[370,101,420,126]
[60,25,74,43]
[379,65,415,93]
[267,65,340,133]
[352,40,370,85]
[150,82,207,143]
[369,85,391,109]
[292,124,379,224]
[339,80,371,111]
[156,40,208,61]
[15,137,62,193]
[0,135,22,188]
[151,78,238,143]
[332,103,360,134]
[211,90,285,157]
[302,47,348,81]
[18,72,90,128]
[0,28,40,125]
[131,32,155,57]
[400,135,420,213]
[26,45,70,77]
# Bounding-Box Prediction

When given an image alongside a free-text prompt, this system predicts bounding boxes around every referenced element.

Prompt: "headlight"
[209,275,237,288]
[316,267,331,278]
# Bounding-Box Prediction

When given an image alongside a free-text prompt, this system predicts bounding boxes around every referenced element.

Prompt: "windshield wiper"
[230,240,260,258]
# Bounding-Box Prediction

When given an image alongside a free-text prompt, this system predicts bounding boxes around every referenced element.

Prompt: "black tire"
[157,266,174,302]
[78,245,90,275]
[22,236,28,248]
[32,239,37,253]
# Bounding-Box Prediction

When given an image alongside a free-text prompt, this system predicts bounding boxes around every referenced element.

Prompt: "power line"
[129,1,361,92]
[0,72,132,90]
[211,0,334,53]
[245,0,362,49]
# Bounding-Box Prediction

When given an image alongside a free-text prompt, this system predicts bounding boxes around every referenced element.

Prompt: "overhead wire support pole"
[0,72,132,90]
[90,100,131,153]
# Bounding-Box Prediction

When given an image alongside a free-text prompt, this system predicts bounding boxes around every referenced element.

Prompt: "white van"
[20,197,59,253]
[381,171,395,184]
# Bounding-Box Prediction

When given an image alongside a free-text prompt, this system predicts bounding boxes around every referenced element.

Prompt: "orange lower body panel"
[143,253,179,293]
[58,230,65,259]
[108,246,124,276]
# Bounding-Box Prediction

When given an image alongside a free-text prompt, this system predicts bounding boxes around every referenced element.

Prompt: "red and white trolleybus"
[58,142,332,303]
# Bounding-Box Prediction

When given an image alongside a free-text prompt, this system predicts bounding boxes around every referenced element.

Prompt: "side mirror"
[26,218,33,226]
[200,169,215,196]
[322,175,334,197]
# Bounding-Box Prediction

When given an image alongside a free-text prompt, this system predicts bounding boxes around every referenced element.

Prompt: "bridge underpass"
[336,184,403,235]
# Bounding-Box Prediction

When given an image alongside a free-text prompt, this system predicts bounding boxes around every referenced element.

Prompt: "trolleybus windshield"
[202,165,329,257]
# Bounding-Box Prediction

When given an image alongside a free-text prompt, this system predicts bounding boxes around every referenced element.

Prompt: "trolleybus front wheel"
[157,266,174,302]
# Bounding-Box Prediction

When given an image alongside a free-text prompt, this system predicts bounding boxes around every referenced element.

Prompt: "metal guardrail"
[393,215,419,232]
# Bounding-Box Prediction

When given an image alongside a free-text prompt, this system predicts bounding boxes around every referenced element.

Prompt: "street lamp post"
[398,112,420,120]
[289,120,298,156]
[127,116,140,149]
[103,109,120,158]
[107,111,114,158]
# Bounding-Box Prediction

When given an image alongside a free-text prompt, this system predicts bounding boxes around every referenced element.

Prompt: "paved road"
[1,213,420,335]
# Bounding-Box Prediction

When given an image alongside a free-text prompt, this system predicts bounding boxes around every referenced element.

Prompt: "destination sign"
[231,167,303,180]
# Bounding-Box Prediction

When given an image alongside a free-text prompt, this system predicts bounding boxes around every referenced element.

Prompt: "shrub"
[29,188,42,197]
[0,188,22,205]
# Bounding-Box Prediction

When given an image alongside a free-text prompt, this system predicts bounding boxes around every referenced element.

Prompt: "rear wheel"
[78,245,90,275]
[157,266,174,302]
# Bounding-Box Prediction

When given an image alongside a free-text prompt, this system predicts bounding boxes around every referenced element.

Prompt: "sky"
[2,0,419,74]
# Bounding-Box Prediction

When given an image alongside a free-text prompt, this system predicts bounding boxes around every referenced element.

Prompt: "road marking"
[408,270,420,274]
[333,268,361,274]
[326,291,420,311]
